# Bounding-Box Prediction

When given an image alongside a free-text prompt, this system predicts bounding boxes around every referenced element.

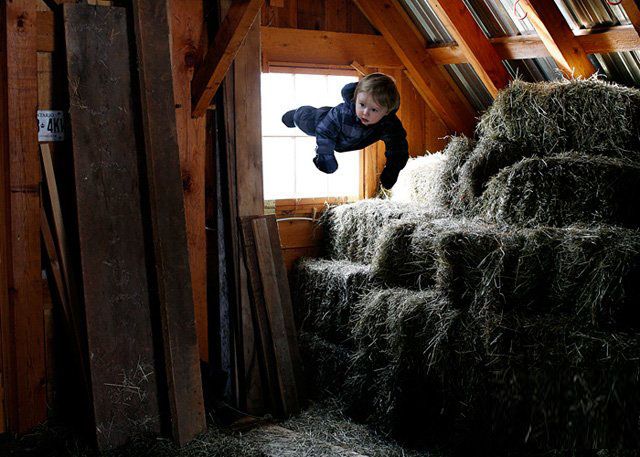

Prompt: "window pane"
[328,151,360,197]
[262,137,295,200]
[261,72,360,200]
[294,137,328,198]
[262,73,296,137]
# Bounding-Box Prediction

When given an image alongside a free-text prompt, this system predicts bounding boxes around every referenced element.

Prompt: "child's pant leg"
[293,106,331,137]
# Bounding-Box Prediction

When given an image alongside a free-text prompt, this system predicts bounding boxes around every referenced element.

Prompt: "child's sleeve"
[313,106,342,174]
[379,116,409,189]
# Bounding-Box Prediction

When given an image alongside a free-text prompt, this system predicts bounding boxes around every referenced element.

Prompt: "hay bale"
[452,311,640,449]
[479,152,640,227]
[298,332,352,398]
[477,78,640,158]
[372,220,640,327]
[372,219,545,311]
[321,199,438,263]
[433,135,477,213]
[457,78,640,207]
[390,151,446,212]
[390,136,476,215]
[292,258,374,344]
[345,288,459,439]
[456,135,529,205]
[551,225,640,328]
[342,288,640,449]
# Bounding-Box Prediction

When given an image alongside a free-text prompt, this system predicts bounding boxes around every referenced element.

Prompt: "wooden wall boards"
[0,0,46,434]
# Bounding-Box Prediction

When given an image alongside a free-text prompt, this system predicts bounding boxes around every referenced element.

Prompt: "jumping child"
[281,73,408,189]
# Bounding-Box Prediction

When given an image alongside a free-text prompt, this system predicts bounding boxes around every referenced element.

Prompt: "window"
[261,73,360,200]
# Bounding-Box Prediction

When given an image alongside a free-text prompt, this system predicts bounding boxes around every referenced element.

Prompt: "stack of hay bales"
[292,77,640,451]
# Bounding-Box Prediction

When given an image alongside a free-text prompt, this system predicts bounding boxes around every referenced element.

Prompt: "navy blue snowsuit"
[292,82,409,189]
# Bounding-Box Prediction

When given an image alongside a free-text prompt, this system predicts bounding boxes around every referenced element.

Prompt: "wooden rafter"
[518,0,596,78]
[261,25,640,69]
[354,0,476,135]
[622,0,640,38]
[191,0,264,117]
[427,0,511,98]
[261,27,403,69]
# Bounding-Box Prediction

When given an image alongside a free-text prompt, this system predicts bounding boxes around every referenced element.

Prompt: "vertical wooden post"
[168,0,209,364]
[0,0,46,434]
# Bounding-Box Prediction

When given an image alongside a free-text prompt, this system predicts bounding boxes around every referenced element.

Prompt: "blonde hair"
[354,73,400,112]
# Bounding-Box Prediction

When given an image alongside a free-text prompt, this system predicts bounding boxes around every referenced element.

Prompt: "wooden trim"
[192,0,264,117]
[266,61,359,76]
[261,24,640,67]
[427,0,511,97]
[621,1,640,38]
[354,0,475,135]
[519,0,596,77]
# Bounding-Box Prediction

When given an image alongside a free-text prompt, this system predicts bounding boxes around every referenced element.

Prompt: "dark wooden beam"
[64,4,161,449]
[519,0,596,77]
[191,0,264,117]
[428,0,511,97]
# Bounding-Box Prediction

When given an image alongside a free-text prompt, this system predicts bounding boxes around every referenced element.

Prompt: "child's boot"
[282,110,296,128]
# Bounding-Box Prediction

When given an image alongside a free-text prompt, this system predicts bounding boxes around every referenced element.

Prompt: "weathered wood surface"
[131,0,205,445]
[252,217,301,416]
[0,0,46,434]
[240,217,281,414]
[64,4,160,449]
[168,0,208,364]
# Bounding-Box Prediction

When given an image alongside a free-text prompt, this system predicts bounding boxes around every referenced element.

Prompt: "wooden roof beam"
[353,0,476,135]
[191,0,264,117]
[519,0,596,78]
[621,0,640,38]
[427,0,511,98]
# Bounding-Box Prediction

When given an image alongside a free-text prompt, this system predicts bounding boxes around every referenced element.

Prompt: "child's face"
[355,92,388,126]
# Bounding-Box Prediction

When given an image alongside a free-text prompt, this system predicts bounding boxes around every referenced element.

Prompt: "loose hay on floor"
[478,152,640,227]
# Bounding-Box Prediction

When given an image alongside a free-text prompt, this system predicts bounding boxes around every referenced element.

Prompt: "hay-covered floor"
[0,400,438,457]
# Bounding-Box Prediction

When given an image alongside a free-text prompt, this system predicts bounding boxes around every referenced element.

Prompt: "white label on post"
[38,110,65,142]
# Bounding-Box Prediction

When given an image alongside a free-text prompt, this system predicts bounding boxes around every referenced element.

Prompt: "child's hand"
[380,167,399,189]
[313,154,338,174]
